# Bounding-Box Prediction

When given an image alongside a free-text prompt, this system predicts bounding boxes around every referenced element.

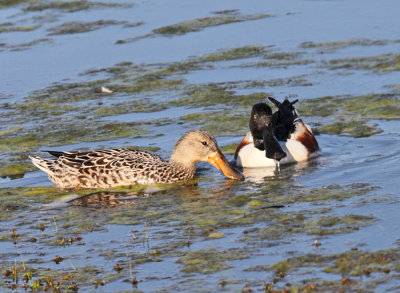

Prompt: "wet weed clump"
[153,14,272,36]
[47,20,125,35]
[24,1,128,12]
[117,14,272,43]
[255,248,400,293]
[298,94,400,137]
[325,53,400,73]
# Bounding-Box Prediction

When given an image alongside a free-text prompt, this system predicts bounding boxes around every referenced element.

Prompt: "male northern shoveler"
[30,129,243,188]
[235,97,319,168]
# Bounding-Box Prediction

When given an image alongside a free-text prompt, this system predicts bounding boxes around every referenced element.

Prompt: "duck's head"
[170,129,244,180]
[268,97,299,140]
[249,103,287,161]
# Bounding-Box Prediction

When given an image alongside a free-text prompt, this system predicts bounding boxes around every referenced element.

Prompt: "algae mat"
[1,0,400,292]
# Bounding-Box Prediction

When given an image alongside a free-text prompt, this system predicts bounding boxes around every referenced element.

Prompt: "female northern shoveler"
[235,97,319,168]
[30,129,243,188]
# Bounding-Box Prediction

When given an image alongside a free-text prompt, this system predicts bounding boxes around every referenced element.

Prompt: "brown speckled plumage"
[30,129,243,188]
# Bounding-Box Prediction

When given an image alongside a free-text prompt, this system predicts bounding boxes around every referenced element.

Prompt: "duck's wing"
[269,97,299,140]
[47,149,163,166]
[41,149,167,187]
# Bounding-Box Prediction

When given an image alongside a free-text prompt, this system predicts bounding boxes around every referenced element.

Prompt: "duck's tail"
[29,156,55,176]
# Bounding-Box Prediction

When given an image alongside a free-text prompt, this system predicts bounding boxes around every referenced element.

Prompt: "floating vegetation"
[245,75,313,88]
[47,20,125,35]
[4,38,51,52]
[172,86,266,108]
[153,14,272,36]
[325,53,400,73]
[252,248,400,292]
[219,143,238,155]
[300,38,390,51]
[317,121,382,137]
[92,100,167,117]
[180,111,248,136]
[0,158,37,179]
[199,45,272,62]
[236,51,315,68]
[0,180,383,291]
[1,39,399,179]
[298,94,400,137]
[0,23,40,33]
[24,1,129,12]
[1,1,400,291]
[116,14,272,43]
[176,248,248,274]
[0,0,28,8]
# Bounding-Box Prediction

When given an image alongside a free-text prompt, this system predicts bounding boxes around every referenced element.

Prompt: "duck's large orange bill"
[207,151,244,180]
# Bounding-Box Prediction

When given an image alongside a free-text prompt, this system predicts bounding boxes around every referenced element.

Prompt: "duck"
[30,129,244,188]
[235,97,319,168]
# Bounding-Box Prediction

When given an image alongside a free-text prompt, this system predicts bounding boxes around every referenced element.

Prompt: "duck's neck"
[169,151,197,176]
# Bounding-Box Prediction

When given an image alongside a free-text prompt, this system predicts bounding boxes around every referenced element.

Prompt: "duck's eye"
[253,114,257,120]
[201,141,208,146]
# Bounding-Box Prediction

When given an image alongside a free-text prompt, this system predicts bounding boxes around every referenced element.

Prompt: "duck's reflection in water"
[241,158,320,184]
[68,191,142,208]
[66,182,202,209]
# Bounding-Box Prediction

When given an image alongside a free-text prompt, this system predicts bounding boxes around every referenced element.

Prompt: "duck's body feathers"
[30,149,191,188]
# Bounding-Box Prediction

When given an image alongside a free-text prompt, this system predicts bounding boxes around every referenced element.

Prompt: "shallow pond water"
[1,0,400,292]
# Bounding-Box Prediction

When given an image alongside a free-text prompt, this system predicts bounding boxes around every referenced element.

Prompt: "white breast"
[235,136,311,168]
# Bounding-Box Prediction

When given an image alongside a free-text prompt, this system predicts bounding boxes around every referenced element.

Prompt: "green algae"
[0,120,150,155]
[300,38,389,51]
[0,0,30,8]
[0,160,36,178]
[171,85,234,107]
[172,86,266,108]
[244,58,314,68]
[262,183,378,205]
[176,248,248,274]
[180,111,248,136]
[239,51,315,68]
[323,249,400,276]
[3,45,396,180]
[237,183,378,241]
[199,45,272,62]
[24,1,128,12]
[266,248,400,277]
[0,263,110,292]
[0,24,40,33]
[325,53,400,73]
[117,14,272,44]
[0,6,399,292]
[113,76,183,93]
[0,65,172,177]
[47,20,124,35]
[0,179,386,291]
[248,248,400,292]
[317,121,381,137]
[220,143,238,155]
[298,94,400,137]
[153,14,272,36]
[304,215,375,235]
[6,38,51,51]
[0,187,64,221]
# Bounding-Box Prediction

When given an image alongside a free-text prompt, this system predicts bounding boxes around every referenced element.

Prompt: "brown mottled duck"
[30,129,243,188]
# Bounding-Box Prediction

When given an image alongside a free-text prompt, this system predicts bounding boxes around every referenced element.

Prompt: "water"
[1,0,400,291]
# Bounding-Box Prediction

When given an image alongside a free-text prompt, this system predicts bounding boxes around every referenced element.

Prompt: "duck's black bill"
[263,131,287,161]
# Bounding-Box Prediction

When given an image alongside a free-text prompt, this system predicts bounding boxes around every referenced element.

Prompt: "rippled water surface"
[1,0,400,292]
